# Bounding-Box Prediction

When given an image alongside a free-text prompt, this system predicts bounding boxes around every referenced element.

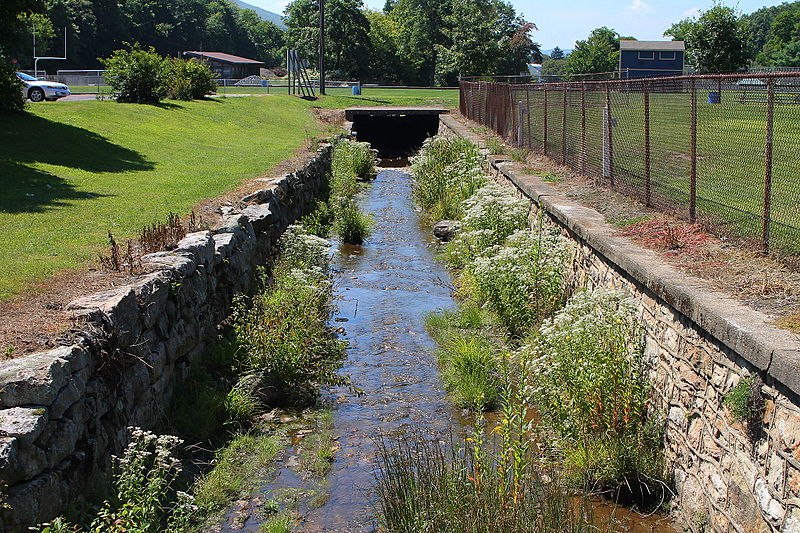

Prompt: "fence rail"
[460,73,800,253]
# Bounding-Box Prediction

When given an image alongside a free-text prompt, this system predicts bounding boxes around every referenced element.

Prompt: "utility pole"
[319,0,326,95]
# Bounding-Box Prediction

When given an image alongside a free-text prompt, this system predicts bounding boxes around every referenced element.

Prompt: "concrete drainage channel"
[2,110,798,533]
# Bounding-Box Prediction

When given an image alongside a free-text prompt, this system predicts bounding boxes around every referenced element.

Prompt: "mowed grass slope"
[0,96,325,300]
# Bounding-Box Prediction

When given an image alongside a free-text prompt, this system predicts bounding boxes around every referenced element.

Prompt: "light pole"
[319,0,326,95]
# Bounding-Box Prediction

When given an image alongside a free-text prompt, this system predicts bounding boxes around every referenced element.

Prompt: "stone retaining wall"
[0,145,331,532]
[442,115,800,533]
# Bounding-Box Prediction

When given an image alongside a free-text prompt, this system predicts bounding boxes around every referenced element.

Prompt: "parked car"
[15,72,71,102]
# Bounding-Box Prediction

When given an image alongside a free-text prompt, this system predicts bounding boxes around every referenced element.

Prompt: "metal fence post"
[763,78,775,251]
[690,78,697,223]
[644,81,651,206]
[543,87,548,156]
[525,88,532,149]
[581,84,587,173]
[562,84,568,164]
[604,85,614,183]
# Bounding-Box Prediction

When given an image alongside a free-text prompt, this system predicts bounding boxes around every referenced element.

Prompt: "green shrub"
[0,52,25,113]
[410,135,486,220]
[471,229,568,337]
[444,182,530,268]
[102,44,167,103]
[164,57,217,100]
[437,335,503,411]
[276,224,330,272]
[524,288,666,502]
[334,198,372,245]
[169,371,228,443]
[724,375,765,435]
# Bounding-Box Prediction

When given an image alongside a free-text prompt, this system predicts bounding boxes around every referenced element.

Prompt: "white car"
[16,72,71,102]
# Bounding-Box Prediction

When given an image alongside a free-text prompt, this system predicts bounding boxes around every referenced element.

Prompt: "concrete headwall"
[0,145,331,532]
[442,115,800,533]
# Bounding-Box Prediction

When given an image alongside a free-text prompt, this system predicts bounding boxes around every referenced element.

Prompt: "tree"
[390,0,451,85]
[754,6,800,66]
[284,0,371,79]
[433,0,539,85]
[565,26,620,75]
[550,46,564,60]
[239,9,285,66]
[365,9,403,82]
[667,4,748,73]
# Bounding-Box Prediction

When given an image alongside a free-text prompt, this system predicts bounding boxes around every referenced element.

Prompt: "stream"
[218,165,679,533]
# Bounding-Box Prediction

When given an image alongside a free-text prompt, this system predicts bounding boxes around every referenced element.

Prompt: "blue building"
[619,41,685,78]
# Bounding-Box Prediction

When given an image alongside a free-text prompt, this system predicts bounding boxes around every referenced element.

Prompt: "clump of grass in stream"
[258,512,295,533]
[329,137,376,244]
[410,135,486,220]
[334,198,372,244]
[436,335,503,411]
[298,410,336,477]
[193,433,284,514]
[375,390,600,533]
[522,288,669,509]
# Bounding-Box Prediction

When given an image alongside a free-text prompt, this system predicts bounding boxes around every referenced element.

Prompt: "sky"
[245,0,787,50]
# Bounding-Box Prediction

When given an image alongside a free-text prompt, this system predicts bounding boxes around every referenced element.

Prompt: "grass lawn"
[69,85,460,107]
[0,90,460,300]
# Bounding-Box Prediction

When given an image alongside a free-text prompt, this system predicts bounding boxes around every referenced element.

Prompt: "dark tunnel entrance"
[345,108,448,158]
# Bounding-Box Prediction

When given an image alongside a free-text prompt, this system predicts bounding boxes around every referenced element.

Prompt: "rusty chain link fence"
[460,73,800,253]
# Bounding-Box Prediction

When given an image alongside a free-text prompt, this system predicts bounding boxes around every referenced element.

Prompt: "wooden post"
[525,88,532,149]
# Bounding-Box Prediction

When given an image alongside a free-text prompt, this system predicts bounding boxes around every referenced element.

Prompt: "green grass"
[0,96,326,300]
[193,433,285,514]
[1,90,456,301]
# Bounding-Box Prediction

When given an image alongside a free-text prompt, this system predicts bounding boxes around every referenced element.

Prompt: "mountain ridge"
[231,0,287,29]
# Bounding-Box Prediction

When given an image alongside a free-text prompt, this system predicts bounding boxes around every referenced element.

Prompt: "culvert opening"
[346,108,447,158]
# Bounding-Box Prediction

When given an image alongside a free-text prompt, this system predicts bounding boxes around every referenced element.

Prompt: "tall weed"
[471,229,569,337]
[334,198,373,245]
[523,288,667,505]
[411,135,487,220]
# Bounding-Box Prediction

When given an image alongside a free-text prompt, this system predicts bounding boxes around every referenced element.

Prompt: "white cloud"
[683,7,702,18]
[626,0,651,13]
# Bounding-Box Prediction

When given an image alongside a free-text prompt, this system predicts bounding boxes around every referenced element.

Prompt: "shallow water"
[218,167,678,533]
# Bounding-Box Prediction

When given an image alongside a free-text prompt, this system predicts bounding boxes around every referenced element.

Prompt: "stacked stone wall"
[0,145,331,532]
[442,115,800,533]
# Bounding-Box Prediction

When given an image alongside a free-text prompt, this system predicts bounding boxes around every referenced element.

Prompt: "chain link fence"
[461,73,800,253]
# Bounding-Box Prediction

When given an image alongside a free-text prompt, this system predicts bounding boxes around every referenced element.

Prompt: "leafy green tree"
[541,57,567,79]
[565,26,620,75]
[365,9,403,82]
[285,0,371,79]
[239,9,285,66]
[667,4,748,73]
[739,1,800,61]
[550,46,564,60]
[390,0,451,85]
[433,0,539,85]
[754,6,800,66]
